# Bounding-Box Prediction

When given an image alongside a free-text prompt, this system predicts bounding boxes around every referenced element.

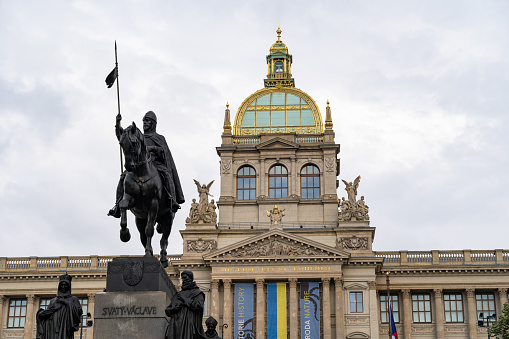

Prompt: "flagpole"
[114,41,124,174]
[386,272,391,339]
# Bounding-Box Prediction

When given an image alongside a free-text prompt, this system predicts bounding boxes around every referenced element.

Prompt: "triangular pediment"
[256,137,299,150]
[203,228,350,262]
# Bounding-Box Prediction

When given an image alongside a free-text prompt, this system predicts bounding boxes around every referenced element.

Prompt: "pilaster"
[369,281,379,339]
[223,279,232,339]
[289,278,298,339]
[0,295,5,338]
[87,293,95,339]
[256,278,265,339]
[499,288,508,310]
[402,289,412,339]
[322,277,331,339]
[334,277,344,339]
[211,279,220,320]
[466,289,478,339]
[23,294,35,339]
[434,288,445,339]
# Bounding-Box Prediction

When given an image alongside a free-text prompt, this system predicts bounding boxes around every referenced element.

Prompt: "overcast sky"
[0,1,508,258]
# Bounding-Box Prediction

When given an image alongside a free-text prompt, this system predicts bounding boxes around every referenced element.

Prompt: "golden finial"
[276,26,282,42]
[223,102,231,133]
[325,100,333,130]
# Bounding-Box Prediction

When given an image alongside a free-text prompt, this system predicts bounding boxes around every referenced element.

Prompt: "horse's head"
[119,122,146,172]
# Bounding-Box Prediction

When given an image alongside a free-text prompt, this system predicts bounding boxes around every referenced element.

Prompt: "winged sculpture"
[342,175,361,203]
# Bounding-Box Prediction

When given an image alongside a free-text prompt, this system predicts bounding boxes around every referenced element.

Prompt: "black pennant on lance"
[105,66,118,88]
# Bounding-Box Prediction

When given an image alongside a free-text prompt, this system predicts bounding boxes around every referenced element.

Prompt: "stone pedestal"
[93,256,176,339]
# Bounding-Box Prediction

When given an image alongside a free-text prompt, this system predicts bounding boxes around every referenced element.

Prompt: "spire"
[325,100,333,130]
[223,102,232,133]
[276,26,282,42]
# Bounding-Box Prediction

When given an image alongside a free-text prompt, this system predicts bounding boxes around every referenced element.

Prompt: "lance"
[105,41,123,173]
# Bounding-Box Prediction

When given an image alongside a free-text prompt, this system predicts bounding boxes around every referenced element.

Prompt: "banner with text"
[267,282,287,339]
[234,283,254,339]
[300,282,320,339]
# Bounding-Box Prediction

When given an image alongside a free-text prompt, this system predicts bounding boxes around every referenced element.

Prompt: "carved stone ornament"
[336,236,369,250]
[325,157,335,172]
[222,237,325,258]
[221,159,231,174]
[187,238,218,253]
[122,259,144,286]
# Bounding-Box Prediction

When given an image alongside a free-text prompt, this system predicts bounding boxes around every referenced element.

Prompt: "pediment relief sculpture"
[221,237,326,258]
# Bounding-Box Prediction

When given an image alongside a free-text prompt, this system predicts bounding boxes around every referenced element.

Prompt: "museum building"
[0,29,508,339]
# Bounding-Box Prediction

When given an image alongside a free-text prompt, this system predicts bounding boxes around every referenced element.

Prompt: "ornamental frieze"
[336,236,369,250]
[222,237,325,258]
[187,238,217,253]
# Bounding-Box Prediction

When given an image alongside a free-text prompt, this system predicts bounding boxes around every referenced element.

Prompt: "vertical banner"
[300,282,320,339]
[267,282,287,339]
[234,283,254,339]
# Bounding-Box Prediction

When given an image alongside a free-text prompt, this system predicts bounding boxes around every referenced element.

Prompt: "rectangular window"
[476,293,496,320]
[8,298,27,328]
[412,294,432,323]
[380,294,399,323]
[39,298,52,310]
[79,297,88,326]
[350,292,363,313]
[444,293,464,323]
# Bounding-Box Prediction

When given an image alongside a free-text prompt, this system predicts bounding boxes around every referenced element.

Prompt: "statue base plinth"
[93,256,176,339]
[93,291,170,339]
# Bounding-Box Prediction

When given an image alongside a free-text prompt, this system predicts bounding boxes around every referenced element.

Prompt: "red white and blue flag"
[389,304,398,339]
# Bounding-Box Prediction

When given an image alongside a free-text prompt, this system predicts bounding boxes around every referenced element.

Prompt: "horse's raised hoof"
[156,223,163,234]
[120,228,131,242]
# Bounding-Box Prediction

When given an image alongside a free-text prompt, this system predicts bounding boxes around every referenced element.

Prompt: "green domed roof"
[233,87,323,135]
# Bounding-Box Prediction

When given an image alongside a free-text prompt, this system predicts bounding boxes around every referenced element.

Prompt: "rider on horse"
[108,111,185,218]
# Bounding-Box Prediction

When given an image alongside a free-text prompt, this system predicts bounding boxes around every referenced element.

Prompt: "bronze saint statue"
[165,270,206,339]
[36,274,83,339]
[204,316,222,339]
[109,111,185,267]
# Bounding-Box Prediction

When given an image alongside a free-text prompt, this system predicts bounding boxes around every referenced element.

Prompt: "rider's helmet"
[143,111,157,123]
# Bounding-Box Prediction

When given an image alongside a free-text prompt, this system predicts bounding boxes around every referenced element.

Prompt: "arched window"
[301,164,320,199]
[237,166,256,200]
[268,165,288,198]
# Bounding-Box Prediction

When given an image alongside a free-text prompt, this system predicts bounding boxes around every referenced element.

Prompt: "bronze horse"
[118,122,174,267]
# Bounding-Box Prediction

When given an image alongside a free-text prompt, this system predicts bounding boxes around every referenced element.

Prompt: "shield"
[122,259,144,286]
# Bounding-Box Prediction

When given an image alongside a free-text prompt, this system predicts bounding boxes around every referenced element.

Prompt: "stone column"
[434,289,445,339]
[289,278,298,338]
[402,289,412,339]
[334,277,344,339]
[322,278,331,339]
[466,289,478,339]
[498,288,508,310]
[0,295,6,338]
[87,293,95,339]
[23,294,36,339]
[368,281,380,339]
[223,279,233,339]
[211,279,220,320]
[256,278,265,339]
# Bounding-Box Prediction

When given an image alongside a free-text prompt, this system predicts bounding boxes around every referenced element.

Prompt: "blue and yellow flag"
[267,282,287,339]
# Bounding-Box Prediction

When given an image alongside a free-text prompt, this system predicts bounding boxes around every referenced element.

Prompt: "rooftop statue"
[165,270,206,339]
[267,205,285,227]
[108,111,185,267]
[339,176,370,221]
[36,274,83,339]
[186,180,217,224]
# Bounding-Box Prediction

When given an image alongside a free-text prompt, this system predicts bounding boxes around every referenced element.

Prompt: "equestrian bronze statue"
[109,111,185,267]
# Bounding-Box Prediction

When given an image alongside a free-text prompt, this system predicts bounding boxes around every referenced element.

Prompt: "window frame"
[268,165,288,199]
[300,164,320,199]
[237,166,256,201]
[412,293,432,323]
[7,298,27,328]
[350,292,364,313]
[476,292,496,320]
[444,293,464,323]
[380,294,400,323]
